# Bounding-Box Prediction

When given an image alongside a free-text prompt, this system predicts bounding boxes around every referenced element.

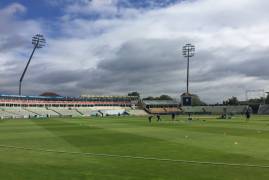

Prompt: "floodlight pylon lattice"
[182,43,195,94]
[19,34,46,95]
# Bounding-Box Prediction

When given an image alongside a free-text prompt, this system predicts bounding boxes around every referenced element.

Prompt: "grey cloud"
[193,50,269,82]
[75,38,188,95]
[33,70,88,84]
[98,39,184,72]
[2,37,269,102]
[225,57,269,79]
[0,35,28,52]
[2,0,269,103]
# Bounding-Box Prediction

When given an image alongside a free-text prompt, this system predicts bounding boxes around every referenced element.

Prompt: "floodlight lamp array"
[32,34,46,48]
[182,44,195,58]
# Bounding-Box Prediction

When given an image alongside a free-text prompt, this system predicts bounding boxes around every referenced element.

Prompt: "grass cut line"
[0,144,269,169]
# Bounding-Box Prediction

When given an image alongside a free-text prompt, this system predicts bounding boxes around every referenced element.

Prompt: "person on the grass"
[245,108,251,120]
[171,113,175,121]
[157,114,161,121]
[148,115,153,123]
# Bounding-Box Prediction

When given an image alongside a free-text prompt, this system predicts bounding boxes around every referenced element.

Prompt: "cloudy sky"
[0,0,269,103]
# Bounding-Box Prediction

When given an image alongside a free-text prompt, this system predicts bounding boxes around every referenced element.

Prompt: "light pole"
[182,43,195,94]
[19,34,46,96]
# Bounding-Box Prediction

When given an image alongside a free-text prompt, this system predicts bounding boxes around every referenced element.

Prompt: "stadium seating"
[164,107,182,113]
[0,103,248,119]
[126,109,148,116]
[0,106,148,119]
[93,106,125,110]
[258,105,269,114]
[100,109,126,116]
[0,109,14,118]
[181,106,203,113]
[144,107,182,114]
[225,106,247,114]
[24,107,59,117]
[148,108,166,114]
[0,94,141,119]
[181,105,247,114]
[76,106,127,116]
[48,108,82,117]
[1,107,37,118]
[76,107,94,116]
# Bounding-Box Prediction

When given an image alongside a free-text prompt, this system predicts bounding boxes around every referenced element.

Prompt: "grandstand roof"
[0,94,64,99]
[143,100,179,105]
[0,94,137,101]
[80,95,138,98]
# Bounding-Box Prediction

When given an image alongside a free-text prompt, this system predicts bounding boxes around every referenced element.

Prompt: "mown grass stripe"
[1,144,269,169]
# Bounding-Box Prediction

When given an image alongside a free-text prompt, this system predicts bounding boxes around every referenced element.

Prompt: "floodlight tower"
[182,43,195,94]
[19,34,46,96]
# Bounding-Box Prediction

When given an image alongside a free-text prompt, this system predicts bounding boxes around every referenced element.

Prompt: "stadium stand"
[48,108,82,117]
[0,94,140,119]
[149,108,167,114]
[164,107,182,113]
[90,110,103,116]
[76,107,127,116]
[181,105,248,114]
[258,104,269,114]
[99,109,126,116]
[1,107,37,118]
[142,100,180,114]
[126,109,148,116]
[0,93,248,118]
[24,107,59,117]
[76,107,94,116]
[0,109,14,119]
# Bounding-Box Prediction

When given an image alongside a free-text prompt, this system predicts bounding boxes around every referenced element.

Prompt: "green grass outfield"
[0,115,269,180]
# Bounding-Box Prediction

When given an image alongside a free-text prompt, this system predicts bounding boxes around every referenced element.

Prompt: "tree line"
[128,91,269,105]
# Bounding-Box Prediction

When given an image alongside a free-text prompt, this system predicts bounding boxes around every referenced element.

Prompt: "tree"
[40,92,60,97]
[248,97,265,104]
[159,95,173,100]
[191,94,206,106]
[223,96,239,105]
[143,95,173,100]
[128,92,140,97]
[143,96,155,100]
